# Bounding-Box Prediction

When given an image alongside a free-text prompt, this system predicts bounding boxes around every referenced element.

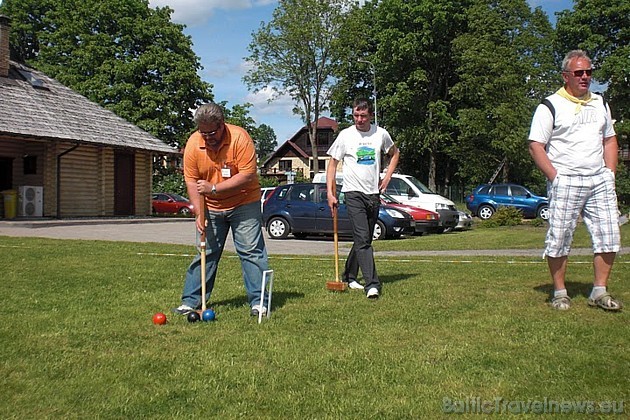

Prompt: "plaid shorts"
[544,169,620,258]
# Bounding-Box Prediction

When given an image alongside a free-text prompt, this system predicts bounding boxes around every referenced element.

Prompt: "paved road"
[1,217,627,257]
[0,217,351,255]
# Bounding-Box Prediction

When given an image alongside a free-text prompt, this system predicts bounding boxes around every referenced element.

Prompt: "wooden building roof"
[0,60,176,154]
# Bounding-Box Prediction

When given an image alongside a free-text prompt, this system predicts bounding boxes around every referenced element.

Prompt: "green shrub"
[479,206,523,228]
[152,168,186,196]
[529,217,546,227]
[259,176,280,188]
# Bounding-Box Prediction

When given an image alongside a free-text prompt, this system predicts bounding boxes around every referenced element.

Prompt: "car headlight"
[385,208,405,218]
[435,203,449,210]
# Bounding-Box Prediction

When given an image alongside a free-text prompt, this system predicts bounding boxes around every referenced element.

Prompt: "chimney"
[0,15,10,78]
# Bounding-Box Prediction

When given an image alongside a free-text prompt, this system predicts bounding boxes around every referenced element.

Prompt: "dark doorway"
[114,151,134,215]
[0,157,13,190]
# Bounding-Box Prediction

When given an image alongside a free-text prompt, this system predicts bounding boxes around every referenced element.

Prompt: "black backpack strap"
[541,98,556,129]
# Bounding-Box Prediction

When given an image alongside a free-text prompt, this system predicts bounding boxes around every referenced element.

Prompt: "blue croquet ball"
[202,309,216,322]
[187,311,200,323]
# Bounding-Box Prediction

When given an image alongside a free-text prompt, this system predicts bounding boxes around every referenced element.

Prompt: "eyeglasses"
[564,69,592,77]
[199,125,223,137]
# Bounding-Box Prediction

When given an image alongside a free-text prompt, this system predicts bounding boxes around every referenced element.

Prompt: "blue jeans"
[180,201,269,308]
[343,191,381,291]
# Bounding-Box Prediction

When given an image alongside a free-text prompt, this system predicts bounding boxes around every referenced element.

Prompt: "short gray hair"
[562,50,591,71]
[194,103,224,125]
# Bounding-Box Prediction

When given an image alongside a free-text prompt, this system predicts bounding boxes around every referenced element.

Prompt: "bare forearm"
[528,141,556,181]
[380,145,400,191]
[603,136,618,174]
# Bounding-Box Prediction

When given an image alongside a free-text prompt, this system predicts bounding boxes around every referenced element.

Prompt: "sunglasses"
[199,125,223,137]
[565,69,592,77]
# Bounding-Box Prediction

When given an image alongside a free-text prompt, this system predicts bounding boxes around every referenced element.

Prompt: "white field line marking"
[135,252,630,264]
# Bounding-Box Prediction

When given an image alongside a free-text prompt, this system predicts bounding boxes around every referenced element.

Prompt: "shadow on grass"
[212,291,305,312]
[533,281,594,300]
[379,272,415,285]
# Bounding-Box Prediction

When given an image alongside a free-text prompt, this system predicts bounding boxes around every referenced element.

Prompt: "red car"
[152,192,194,216]
[380,193,440,235]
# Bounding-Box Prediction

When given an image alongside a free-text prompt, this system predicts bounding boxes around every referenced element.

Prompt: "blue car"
[466,183,549,220]
[262,183,414,240]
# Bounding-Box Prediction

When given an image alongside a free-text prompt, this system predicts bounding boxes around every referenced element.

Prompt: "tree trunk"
[309,124,319,178]
[428,150,437,192]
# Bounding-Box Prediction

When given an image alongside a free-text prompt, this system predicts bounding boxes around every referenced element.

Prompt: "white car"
[382,173,459,233]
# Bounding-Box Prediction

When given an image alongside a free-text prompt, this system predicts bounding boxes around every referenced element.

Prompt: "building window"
[317,132,329,146]
[310,159,326,171]
[279,160,292,171]
[23,155,37,175]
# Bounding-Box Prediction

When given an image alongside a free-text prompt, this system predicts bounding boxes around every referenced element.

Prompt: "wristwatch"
[211,184,217,196]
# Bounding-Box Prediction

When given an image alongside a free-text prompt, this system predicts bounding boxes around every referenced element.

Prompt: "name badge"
[221,168,231,178]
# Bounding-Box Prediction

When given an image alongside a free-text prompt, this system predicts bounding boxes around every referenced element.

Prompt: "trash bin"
[2,189,17,219]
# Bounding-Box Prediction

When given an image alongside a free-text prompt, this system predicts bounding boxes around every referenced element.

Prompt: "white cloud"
[148,0,274,26]
[246,86,295,116]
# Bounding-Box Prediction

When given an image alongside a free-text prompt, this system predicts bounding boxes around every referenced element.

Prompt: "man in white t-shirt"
[528,50,621,312]
[326,98,400,299]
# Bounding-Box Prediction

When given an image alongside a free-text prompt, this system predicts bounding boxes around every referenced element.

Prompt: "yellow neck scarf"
[556,87,593,114]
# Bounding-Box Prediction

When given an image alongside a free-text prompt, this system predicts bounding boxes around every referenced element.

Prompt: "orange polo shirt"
[183,123,261,211]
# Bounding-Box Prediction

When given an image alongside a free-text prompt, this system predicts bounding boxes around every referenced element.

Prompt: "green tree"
[450,0,557,187]
[244,0,356,177]
[252,124,277,163]
[555,0,630,144]
[1,0,213,148]
[220,102,277,164]
[338,0,468,191]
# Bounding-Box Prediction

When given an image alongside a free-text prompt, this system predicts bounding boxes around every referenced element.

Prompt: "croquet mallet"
[198,197,208,312]
[326,195,347,292]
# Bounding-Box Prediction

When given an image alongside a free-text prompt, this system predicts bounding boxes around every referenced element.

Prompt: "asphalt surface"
[0,217,627,257]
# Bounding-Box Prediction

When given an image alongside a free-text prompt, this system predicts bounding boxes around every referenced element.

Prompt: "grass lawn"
[0,225,628,418]
[373,221,630,252]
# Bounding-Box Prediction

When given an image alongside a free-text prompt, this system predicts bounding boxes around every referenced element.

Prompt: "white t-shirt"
[528,92,615,176]
[327,124,394,194]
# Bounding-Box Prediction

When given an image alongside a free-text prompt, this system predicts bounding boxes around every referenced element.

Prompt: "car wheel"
[478,205,495,220]
[267,217,290,239]
[179,207,192,216]
[373,221,386,241]
[538,205,550,220]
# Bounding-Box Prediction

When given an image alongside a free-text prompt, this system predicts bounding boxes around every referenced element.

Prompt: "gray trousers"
[343,191,381,292]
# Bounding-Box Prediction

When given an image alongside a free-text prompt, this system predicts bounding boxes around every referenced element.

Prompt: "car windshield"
[169,193,189,202]
[406,176,436,194]
[380,193,401,204]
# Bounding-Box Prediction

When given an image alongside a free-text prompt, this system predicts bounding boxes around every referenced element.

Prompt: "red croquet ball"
[153,312,167,325]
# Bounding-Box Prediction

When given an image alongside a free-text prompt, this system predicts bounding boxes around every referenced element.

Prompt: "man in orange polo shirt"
[173,103,270,317]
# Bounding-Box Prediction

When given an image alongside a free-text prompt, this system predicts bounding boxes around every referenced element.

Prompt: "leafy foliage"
[1,0,213,148]
[152,166,186,197]
[478,206,525,228]
[555,0,630,143]
[616,161,630,215]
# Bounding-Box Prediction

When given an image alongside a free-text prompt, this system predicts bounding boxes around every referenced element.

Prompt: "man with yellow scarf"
[528,50,622,312]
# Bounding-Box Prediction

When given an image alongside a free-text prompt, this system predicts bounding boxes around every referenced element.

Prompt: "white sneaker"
[172,304,195,315]
[348,281,364,290]
[366,287,379,299]
[250,304,268,317]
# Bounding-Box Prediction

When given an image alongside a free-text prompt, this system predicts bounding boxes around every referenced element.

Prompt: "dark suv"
[465,183,549,220]
[262,183,414,240]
